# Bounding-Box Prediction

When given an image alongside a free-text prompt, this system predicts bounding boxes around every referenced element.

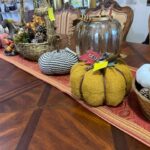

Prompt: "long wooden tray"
[0,51,150,147]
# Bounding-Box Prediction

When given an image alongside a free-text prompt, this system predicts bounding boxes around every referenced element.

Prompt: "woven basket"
[133,79,150,120]
[15,42,54,61]
[15,1,56,61]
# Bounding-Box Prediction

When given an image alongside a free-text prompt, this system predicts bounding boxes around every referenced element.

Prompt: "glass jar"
[75,16,122,56]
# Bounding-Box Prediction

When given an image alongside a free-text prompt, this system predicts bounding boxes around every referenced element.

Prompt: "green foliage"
[13,31,30,44]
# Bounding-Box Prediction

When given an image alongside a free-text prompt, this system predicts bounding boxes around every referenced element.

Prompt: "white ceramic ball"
[136,64,150,88]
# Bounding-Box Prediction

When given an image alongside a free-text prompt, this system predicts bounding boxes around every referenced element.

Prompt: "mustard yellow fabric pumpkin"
[70,59,132,107]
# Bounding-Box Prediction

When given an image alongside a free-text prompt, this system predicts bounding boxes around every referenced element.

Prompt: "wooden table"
[0,42,150,150]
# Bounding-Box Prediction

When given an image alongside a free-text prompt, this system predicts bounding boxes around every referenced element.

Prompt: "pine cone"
[36,25,46,34]
[27,28,35,41]
[31,39,38,43]
[35,32,46,43]
[140,88,150,99]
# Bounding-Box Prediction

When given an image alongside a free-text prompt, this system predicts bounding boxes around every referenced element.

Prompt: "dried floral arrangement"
[12,0,57,61]
[14,15,47,44]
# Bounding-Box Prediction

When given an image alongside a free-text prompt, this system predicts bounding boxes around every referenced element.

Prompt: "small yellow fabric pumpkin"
[70,59,132,107]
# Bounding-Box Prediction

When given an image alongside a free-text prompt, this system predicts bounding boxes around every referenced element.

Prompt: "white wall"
[118,0,150,43]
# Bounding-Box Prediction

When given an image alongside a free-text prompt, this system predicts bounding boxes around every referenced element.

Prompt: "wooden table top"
[0,42,150,150]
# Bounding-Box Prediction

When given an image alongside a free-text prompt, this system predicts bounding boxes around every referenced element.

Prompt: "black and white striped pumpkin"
[38,48,78,75]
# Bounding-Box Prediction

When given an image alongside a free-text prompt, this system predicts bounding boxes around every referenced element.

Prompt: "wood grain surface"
[0,42,150,150]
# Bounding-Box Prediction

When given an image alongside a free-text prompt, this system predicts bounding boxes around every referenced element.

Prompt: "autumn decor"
[14,0,57,61]
[70,52,132,107]
[38,48,78,75]
[133,64,150,120]
[75,15,121,56]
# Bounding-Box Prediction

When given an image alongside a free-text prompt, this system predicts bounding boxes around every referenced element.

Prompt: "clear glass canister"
[75,16,122,56]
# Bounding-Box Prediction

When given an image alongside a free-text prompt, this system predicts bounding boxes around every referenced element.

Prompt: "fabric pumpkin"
[38,48,78,75]
[0,33,9,48]
[70,59,132,106]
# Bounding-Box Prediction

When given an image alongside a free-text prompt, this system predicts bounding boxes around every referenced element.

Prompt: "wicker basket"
[132,79,150,120]
[15,42,54,61]
[15,1,56,61]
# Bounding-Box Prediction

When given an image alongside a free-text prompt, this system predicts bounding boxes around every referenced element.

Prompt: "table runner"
[0,51,150,147]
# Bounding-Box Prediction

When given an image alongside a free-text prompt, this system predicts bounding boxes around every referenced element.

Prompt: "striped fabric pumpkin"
[38,48,78,75]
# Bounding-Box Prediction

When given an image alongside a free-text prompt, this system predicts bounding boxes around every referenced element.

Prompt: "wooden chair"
[86,0,134,41]
[54,5,81,50]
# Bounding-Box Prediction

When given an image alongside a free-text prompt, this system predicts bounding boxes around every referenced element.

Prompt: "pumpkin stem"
[106,53,119,62]
[85,65,93,71]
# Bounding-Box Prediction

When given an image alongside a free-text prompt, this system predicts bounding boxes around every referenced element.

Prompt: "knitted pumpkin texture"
[38,48,78,75]
[70,59,132,107]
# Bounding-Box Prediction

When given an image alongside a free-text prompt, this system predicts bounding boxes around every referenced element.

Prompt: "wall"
[118,0,150,43]
[0,0,34,22]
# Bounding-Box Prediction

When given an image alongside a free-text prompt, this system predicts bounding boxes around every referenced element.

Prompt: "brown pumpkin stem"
[106,53,120,63]
[85,65,93,71]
